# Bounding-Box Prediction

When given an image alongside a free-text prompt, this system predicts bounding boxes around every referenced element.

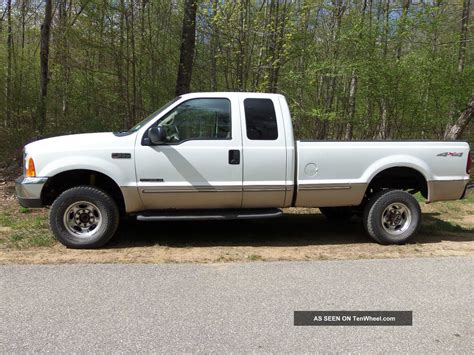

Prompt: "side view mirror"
[148,126,167,145]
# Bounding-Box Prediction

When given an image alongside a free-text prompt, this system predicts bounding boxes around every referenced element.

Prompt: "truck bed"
[294,140,470,207]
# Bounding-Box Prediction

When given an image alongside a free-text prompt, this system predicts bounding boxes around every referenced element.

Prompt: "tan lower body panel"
[242,185,286,208]
[427,180,468,202]
[123,180,468,212]
[120,186,145,213]
[141,192,243,210]
[295,183,367,208]
[283,185,294,208]
[138,186,242,210]
[134,185,289,210]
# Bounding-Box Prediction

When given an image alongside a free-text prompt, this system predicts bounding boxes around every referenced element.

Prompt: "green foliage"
[421,219,473,235]
[0,0,472,165]
[19,207,30,214]
[0,210,55,249]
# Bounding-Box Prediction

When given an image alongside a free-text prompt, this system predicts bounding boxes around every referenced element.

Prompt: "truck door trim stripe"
[298,184,352,191]
[244,185,286,192]
[141,185,287,193]
[141,186,242,193]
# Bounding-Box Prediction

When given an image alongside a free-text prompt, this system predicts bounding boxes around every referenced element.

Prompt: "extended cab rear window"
[244,98,278,140]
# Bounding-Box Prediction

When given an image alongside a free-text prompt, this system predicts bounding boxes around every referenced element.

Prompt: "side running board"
[136,208,283,221]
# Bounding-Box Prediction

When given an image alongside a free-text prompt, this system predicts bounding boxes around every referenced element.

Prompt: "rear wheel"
[50,186,119,248]
[320,207,353,223]
[363,189,421,244]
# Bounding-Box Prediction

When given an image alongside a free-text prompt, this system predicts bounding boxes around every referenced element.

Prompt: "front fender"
[38,155,132,187]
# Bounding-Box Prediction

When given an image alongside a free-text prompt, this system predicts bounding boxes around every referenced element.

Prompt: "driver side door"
[135,97,243,209]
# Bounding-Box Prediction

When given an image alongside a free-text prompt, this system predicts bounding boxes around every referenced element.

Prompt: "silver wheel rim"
[381,202,412,236]
[63,201,102,238]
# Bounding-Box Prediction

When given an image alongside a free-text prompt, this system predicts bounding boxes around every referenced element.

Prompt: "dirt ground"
[0,179,473,264]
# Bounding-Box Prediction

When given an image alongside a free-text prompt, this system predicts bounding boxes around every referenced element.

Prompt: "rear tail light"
[467,150,472,174]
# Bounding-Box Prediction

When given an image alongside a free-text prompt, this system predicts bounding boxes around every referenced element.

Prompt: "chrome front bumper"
[15,175,48,208]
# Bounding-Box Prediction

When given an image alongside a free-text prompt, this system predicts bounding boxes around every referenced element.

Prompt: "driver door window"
[158,98,231,143]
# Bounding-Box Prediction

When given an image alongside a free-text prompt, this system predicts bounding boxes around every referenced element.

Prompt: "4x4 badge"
[437,152,463,157]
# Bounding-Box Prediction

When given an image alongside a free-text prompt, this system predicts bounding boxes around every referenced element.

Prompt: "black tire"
[320,207,353,223]
[50,186,119,248]
[363,189,421,245]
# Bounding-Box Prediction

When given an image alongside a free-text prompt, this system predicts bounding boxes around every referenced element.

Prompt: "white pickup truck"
[16,92,472,248]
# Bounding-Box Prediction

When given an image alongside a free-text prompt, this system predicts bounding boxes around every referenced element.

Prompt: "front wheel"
[50,186,119,248]
[363,189,421,244]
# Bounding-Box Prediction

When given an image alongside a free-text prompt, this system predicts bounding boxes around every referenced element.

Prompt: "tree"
[344,71,357,140]
[396,0,410,60]
[176,0,197,96]
[445,0,471,138]
[445,93,473,140]
[209,0,218,91]
[37,0,53,135]
[457,0,470,73]
[0,0,473,166]
[4,0,12,128]
[377,0,390,139]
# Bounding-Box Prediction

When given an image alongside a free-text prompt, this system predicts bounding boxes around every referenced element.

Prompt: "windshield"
[128,97,181,133]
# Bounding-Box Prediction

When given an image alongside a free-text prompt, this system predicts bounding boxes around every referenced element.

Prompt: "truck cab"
[133,92,294,210]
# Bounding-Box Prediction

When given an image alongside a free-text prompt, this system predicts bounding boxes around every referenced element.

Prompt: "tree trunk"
[58,0,70,121]
[377,101,388,139]
[344,71,357,140]
[444,92,474,140]
[4,0,13,128]
[266,0,289,93]
[37,0,53,135]
[382,0,390,58]
[377,0,390,139]
[175,0,197,96]
[236,0,247,91]
[396,0,410,60]
[129,0,137,124]
[253,2,270,90]
[445,0,471,134]
[18,0,28,126]
[458,0,470,73]
[270,0,289,93]
[117,1,131,129]
[210,0,218,91]
[326,0,344,108]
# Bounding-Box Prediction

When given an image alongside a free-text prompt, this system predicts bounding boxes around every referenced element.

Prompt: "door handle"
[228,150,240,165]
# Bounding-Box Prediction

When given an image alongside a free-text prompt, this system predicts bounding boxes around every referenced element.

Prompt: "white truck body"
[16,92,472,247]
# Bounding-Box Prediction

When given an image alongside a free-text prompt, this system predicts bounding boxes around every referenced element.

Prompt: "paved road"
[1,257,472,353]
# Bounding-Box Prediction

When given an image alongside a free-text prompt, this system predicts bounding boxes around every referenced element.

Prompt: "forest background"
[0,0,472,168]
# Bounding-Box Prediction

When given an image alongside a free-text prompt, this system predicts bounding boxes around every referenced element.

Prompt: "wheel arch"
[365,166,428,199]
[41,169,126,215]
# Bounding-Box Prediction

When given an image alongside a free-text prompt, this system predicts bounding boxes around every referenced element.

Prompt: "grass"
[420,219,471,235]
[0,207,55,249]
[19,206,31,214]
[415,192,474,204]
[0,191,472,251]
[414,192,427,203]
[454,192,474,204]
